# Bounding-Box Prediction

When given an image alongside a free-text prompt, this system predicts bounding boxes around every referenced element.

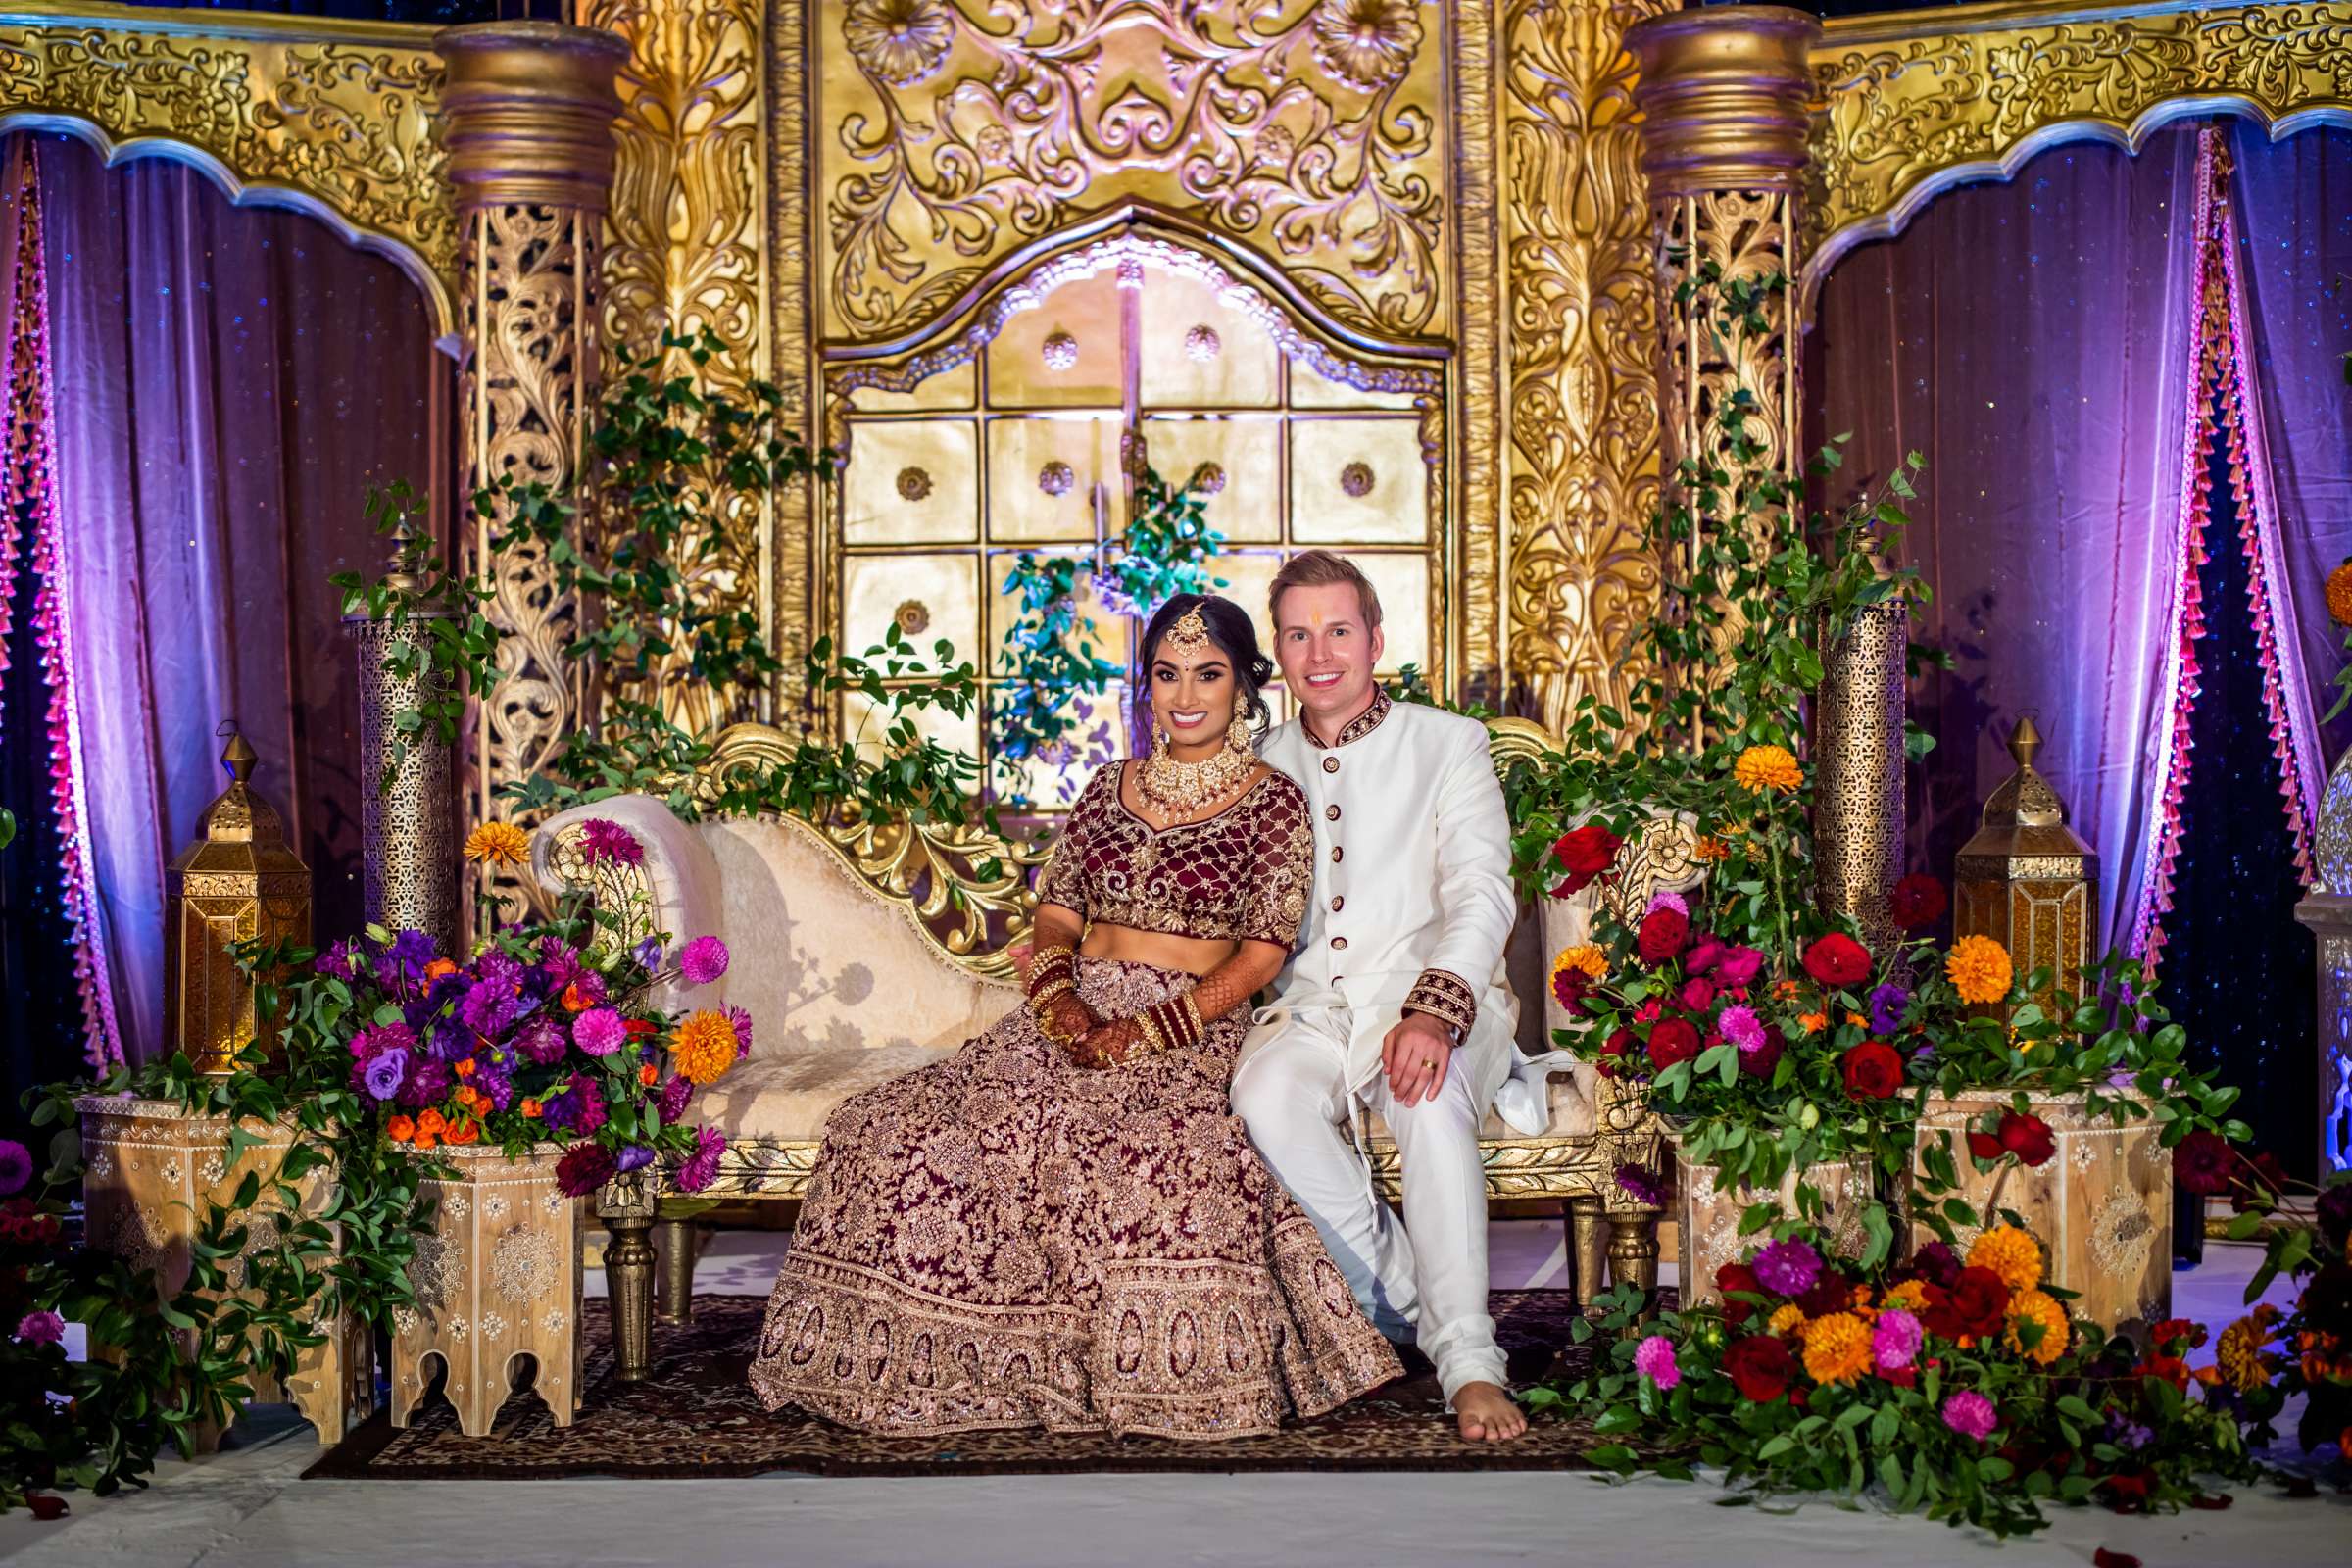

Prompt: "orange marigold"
[1946,934,2014,1006]
[1693,836,1732,863]
[2004,1289,2070,1364]
[462,819,531,866]
[1733,744,1803,795]
[671,1008,738,1086]
[2328,560,2352,627]
[1968,1224,2042,1293]
[1767,1303,1807,1338]
[1802,1311,1873,1385]
[2216,1305,2281,1392]
[1551,944,1608,983]
[1882,1279,1931,1313]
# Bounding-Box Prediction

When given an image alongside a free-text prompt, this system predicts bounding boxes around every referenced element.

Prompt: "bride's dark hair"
[1142,592,1276,730]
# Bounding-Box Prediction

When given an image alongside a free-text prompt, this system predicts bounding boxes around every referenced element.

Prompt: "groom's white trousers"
[1230,1007,1506,1403]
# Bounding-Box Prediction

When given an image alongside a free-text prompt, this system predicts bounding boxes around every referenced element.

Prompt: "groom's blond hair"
[1268,550,1383,632]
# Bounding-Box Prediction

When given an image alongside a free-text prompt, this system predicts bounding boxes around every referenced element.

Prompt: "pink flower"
[15,1310,64,1348]
[725,1004,754,1059]
[1941,1389,1998,1442]
[1645,889,1689,919]
[676,1125,726,1194]
[1634,1000,1663,1024]
[1872,1307,1923,1370]
[1718,1004,1765,1053]
[1676,977,1717,1011]
[1716,946,1765,988]
[679,935,730,987]
[579,818,643,867]
[1633,1333,1681,1391]
[572,1007,627,1056]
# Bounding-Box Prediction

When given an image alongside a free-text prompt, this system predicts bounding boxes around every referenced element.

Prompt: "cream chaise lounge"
[531,719,1668,1379]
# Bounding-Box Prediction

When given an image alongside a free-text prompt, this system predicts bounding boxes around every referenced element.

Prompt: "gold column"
[1813,601,1907,948]
[1500,0,1674,735]
[435,21,627,918]
[1626,5,1816,498]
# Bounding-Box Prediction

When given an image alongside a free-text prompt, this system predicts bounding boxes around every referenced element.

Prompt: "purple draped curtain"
[2230,124,2352,774]
[38,132,448,1064]
[1804,128,2206,957]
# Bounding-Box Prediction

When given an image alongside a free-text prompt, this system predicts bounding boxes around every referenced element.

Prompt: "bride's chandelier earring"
[1226,703,1254,760]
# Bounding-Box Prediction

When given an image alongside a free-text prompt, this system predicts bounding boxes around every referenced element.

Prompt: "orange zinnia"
[561,983,594,1012]
[423,957,459,982]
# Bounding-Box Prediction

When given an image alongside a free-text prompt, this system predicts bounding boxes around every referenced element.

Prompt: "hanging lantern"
[1954,715,2097,1010]
[166,726,311,1074]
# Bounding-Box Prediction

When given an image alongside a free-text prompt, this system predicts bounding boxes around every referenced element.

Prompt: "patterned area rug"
[306,1289,1676,1479]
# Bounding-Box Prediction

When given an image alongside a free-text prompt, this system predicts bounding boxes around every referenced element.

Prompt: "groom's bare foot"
[1453,1381,1526,1444]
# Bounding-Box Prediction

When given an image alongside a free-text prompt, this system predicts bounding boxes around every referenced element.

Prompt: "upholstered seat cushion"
[693,1039,966,1142]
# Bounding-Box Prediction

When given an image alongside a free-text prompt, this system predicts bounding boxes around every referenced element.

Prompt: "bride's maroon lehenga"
[748,765,1401,1439]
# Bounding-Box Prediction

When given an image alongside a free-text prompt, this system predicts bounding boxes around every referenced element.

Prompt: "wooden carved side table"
[75,1096,375,1448]
[389,1144,582,1437]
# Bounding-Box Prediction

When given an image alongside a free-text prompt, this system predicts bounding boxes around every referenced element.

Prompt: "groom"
[1232,550,1527,1443]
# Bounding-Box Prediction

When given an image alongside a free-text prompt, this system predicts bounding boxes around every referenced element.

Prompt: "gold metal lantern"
[165,727,312,1073]
[1954,715,2097,1010]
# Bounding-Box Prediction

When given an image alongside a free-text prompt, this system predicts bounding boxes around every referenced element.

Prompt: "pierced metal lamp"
[1953,715,2097,1010]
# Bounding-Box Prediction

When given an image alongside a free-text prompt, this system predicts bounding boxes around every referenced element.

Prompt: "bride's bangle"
[1134,990,1202,1055]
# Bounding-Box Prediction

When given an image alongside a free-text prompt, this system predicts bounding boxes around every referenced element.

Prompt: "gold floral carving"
[584,0,779,731]
[813,0,1449,345]
[464,203,601,920]
[0,3,455,333]
[1498,0,1669,735]
[1807,0,2352,310]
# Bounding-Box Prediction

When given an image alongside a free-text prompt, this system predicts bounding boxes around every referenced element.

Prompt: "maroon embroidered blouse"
[1035,763,1314,947]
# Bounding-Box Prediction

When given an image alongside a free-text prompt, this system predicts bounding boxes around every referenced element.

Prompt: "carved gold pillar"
[1626,5,1816,497]
[436,21,627,918]
[1500,0,1674,735]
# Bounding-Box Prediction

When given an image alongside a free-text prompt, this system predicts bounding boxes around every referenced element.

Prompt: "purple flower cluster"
[580,818,644,868]
[1867,982,1910,1035]
[1752,1237,1823,1298]
[679,935,730,988]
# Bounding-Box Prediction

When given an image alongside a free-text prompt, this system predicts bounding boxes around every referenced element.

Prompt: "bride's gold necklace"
[1135,604,1256,823]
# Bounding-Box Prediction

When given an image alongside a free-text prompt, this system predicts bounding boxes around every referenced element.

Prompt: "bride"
[748,593,1401,1438]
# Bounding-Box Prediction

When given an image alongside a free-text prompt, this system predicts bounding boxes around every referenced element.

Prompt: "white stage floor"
[2,1225,2342,1568]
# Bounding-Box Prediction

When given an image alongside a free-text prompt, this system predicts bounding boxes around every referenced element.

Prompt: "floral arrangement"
[1532,1220,2262,1538]
[321,813,747,1196]
[2213,1146,2352,1465]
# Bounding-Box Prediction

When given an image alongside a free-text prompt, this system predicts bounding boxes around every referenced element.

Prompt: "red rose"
[1595,1026,1634,1079]
[1997,1110,2057,1167]
[1798,1268,1857,1319]
[24,1494,65,1522]
[1646,1017,1701,1072]
[1715,1261,1763,1325]
[1722,1333,1794,1403]
[1966,1128,2004,1162]
[2175,1129,2233,1196]
[1878,1363,1918,1389]
[1802,932,1871,988]
[1549,824,1623,897]
[1637,906,1690,966]
[1889,873,1948,931]
[1738,1025,1785,1078]
[1923,1265,2009,1340]
[1839,1040,1904,1100]
[1677,977,1717,1011]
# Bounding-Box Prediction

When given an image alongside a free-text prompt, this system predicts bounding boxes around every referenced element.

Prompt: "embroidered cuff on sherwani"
[1403,969,1477,1038]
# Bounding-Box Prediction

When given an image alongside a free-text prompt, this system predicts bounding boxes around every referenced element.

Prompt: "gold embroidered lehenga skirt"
[748,956,1401,1439]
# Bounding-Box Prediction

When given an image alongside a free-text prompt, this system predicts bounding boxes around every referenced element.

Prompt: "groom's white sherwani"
[1233,691,1523,1402]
